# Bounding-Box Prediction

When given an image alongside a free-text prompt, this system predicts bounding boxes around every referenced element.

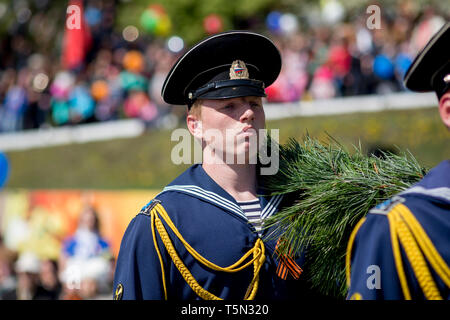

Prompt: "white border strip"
[0,119,145,152]
[0,92,437,152]
[399,186,450,202]
[263,92,437,120]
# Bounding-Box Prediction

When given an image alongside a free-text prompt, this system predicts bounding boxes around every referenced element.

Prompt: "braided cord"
[387,209,412,299]
[150,202,266,300]
[345,216,367,288]
[396,204,450,288]
[390,205,442,300]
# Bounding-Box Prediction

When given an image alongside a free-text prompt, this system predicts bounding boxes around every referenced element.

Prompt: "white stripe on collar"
[399,186,450,202]
[160,185,284,222]
[262,194,283,219]
[162,185,247,220]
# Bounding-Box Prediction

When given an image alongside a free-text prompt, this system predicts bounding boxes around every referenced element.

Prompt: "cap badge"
[444,74,450,84]
[229,60,249,80]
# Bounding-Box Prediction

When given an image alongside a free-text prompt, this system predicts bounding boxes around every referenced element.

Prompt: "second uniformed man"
[346,22,450,300]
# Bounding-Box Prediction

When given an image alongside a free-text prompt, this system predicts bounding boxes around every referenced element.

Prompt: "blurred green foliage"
[1,0,449,50]
[4,107,449,190]
[115,0,450,45]
[116,0,277,45]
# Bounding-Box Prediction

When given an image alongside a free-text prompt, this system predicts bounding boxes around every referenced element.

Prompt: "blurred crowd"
[267,5,447,102]
[0,205,114,300]
[0,0,182,134]
[0,0,448,133]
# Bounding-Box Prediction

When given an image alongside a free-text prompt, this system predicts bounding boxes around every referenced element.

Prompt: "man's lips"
[238,126,257,140]
[241,125,254,133]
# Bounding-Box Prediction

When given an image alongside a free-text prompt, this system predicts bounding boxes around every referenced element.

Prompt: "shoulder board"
[138,199,161,216]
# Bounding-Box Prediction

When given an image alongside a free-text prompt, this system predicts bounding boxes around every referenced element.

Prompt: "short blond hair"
[188,99,202,119]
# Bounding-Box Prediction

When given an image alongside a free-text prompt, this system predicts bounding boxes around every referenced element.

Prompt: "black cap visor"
[403,22,450,94]
[192,79,266,102]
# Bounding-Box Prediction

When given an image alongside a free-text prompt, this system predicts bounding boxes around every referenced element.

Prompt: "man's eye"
[223,104,233,109]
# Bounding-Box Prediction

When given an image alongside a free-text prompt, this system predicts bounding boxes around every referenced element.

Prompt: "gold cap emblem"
[229,60,249,80]
[444,74,450,84]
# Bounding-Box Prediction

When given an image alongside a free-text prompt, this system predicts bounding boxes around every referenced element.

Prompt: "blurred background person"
[37,259,62,300]
[13,251,40,300]
[59,205,112,300]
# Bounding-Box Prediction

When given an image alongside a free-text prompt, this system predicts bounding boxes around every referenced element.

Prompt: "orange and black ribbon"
[275,239,303,280]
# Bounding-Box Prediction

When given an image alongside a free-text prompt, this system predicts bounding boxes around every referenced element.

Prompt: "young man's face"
[188,96,266,164]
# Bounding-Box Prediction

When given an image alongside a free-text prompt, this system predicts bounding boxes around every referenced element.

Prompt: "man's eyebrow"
[244,97,261,103]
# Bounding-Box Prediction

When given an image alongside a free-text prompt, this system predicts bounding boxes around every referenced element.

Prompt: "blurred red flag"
[61,0,92,70]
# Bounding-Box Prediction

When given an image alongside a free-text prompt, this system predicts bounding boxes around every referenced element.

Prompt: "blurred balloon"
[32,73,49,93]
[203,14,223,35]
[122,50,144,73]
[122,25,139,42]
[155,14,171,36]
[140,9,158,33]
[279,13,298,35]
[85,6,102,26]
[373,54,394,80]
[321,0,345,25]
[266,11,281,33]
[68,85,95,120]
[124,91,158,121]
[149,3,166,16]
[355,27,373,54]
[51,99,70,125]
[91,80,109,101]
[140,4,171,36]
[50,71,75,100]
[395,53,412,77]
[167,36,184,53]
[119,71,148,92]
[0,152,10,188]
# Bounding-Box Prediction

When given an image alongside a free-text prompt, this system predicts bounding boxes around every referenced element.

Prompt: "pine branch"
[261,135,427,298]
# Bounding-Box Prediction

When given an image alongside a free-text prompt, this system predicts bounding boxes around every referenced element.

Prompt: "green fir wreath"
[260,135,428,299]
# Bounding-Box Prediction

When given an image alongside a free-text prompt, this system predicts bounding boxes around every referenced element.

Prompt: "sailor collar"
[157,164,283,222]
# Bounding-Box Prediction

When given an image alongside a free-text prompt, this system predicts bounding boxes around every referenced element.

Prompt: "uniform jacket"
[113,164,305,300]
[347,160,450,300]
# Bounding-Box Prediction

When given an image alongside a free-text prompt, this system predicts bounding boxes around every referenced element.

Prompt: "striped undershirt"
[237,198,263,236]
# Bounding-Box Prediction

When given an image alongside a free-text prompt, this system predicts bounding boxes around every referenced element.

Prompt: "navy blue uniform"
[346,160,450,300]
[113,164,304,300]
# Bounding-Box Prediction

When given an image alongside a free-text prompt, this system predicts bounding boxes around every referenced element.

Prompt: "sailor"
[346,22,450,300]
[113,31,305,300]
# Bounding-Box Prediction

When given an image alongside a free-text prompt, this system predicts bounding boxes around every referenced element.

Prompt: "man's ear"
[186,114,202,139]
[438,94,450,128]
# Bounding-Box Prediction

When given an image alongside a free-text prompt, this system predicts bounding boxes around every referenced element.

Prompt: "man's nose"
[239,103,255,122]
